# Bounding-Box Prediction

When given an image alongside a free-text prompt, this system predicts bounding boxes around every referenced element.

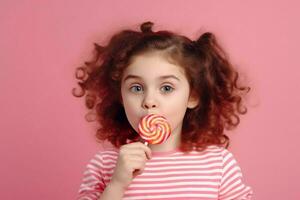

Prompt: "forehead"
[122,52,186,81]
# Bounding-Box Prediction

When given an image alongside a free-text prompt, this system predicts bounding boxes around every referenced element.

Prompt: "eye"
[130,85,143,93]
[161,85,174,93]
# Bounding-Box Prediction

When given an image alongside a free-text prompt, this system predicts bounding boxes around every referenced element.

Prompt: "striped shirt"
[77,145,253,200]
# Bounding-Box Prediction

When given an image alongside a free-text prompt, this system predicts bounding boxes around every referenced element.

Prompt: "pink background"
[1,0,299,199]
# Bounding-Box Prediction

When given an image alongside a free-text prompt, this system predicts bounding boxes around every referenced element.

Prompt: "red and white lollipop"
[138,114,171,145]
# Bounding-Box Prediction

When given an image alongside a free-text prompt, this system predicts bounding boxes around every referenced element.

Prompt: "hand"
[110,142,152,190]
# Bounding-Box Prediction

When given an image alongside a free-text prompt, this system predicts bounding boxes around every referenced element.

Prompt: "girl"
[73,21,253,200]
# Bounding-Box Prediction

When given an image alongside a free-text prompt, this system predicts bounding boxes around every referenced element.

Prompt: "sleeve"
[77,152,105,200]
[218,148,253,200]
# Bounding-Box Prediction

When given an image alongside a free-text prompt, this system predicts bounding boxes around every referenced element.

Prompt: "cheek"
[122,91,137,110]
[165,93,189,111]
[123,100,136,116]
[164,94,190,127]
[165,103,185,118]
[121,95,140,131]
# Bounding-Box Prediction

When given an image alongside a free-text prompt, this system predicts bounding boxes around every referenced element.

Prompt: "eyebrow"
[123,75,181,82]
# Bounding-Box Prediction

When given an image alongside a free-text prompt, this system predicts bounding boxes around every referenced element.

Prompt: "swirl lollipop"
[138,114,171,145]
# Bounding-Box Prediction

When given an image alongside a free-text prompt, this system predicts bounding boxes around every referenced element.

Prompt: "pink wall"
[1,0,299,199]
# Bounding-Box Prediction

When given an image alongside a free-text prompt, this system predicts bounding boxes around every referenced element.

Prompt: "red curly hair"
[72,21,250,152]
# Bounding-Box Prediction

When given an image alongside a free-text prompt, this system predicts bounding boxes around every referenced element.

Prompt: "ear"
[187,92,199,109]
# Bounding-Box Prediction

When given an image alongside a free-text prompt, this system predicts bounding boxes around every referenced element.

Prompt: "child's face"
[120,52,199,138]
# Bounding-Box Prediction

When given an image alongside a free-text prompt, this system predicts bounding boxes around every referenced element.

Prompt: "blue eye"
[130,85,143,93]
[161,85,174,93]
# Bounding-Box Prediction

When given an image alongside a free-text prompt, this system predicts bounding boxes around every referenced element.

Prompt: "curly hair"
[72,21,250,152]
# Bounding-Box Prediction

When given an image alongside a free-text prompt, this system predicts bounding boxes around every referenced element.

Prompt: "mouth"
[140,113,169,122]
[141,112,160,118]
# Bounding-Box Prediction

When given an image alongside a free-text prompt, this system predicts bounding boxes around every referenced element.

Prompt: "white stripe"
[222,165,241,183]
[223,151,233,163]
[101,169,114,174]
[223,159,238,173]
[123,193,217,200]
[97,150,118,155]
[133,174,221,182]
[83,169,101,178]
[83,180,100,188]
[129,181,220,188]
[89,160,116,169]
[221,178,242,194]
[78,197,93,200]
[220,172,241,190]
[100,165,222,175]
[224,186,252,200]
[147,156,222,166]
[151,151,221,160]
[78,184,99,193]
[108,175,220,182]
[142,168,222,176]
[222,184,246,199]
[125,187,218,194]
[95,154,118,161]
[143,163,222,171]
[78,192,100,200]
[82,174,98,182]
[86,163,99,171]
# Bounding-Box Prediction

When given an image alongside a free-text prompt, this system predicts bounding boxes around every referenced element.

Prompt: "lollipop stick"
[144,141,148,146]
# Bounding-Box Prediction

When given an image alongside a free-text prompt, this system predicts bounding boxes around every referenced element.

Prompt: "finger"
[128,154,147,163]
[129,160,146,173]
[124,142,152,159]
[119,147,148,161]
[126,149,149,160]
[119,153,147,170]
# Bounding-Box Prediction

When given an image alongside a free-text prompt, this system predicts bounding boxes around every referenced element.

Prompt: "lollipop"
[138,114,171,145]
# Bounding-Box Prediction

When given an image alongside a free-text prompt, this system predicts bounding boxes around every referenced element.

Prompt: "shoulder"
[197,145,229,156]
[94,148,119,157]
[85,148,119,170]
[206,146,244,178]
[180,145,231,161]
[204,145,234,156]
[194,145,237,163]
[91,148,119,162]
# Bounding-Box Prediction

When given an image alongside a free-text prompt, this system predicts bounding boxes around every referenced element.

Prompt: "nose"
[142,92,158,110]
